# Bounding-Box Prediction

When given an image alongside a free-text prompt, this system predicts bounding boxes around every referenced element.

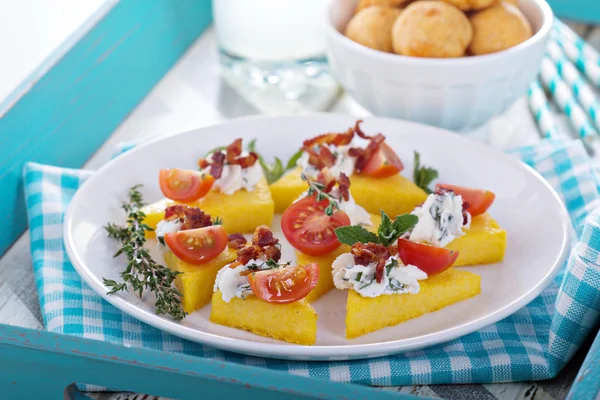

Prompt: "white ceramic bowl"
[326,0,553,131]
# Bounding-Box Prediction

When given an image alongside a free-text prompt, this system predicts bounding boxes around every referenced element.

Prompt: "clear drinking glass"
[213,0,339,112]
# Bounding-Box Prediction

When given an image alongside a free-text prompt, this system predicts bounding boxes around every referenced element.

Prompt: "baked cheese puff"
[439,0,499,11]
[469,2,532,55]
[345,6,403,53]
[355,0,410,13]
[391,1,472,58]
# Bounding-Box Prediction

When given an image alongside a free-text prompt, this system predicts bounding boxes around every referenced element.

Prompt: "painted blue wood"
[0,324,419,399]
[567,328,600,400]
[0,0,213,256]
[546,1,600,24]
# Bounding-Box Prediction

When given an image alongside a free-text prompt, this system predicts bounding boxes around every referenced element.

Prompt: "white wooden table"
[2,24,599,400]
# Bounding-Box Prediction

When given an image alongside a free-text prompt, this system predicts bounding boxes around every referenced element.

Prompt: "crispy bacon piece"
[209,151,226,179]
[226,138,243,163]
[234,226,282,267]
[302,126,355,150]
[236,152,259,169]
[375,258,387,284]
[252,225,279,247]
[351,242,391,283]
[301,119,389,174]
[337,173,350,202]
[197,158,210,169]
[353,119,369,139]
[263,245,282,263]
[228,233,247,249]
[388,244,398,257]
[301,126,355,170]
[304,145,336,171]
[163,205,212,230]
[236,245,262,265]
[198,138,258,179]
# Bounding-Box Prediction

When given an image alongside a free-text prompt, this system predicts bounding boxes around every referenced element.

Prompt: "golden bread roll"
[391,1,473,58]
[345,6,403,53]
[438,0,499,11]
[469,2,533,55]
[355,0,410,13]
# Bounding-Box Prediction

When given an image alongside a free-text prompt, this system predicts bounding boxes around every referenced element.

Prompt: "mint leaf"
[393,214,418,237]
[377,211,418,246]
[413,151,438,194]
[248,139,300,184]
[335,226,379,246]
[286,149,303,170]
[377,210,397,247]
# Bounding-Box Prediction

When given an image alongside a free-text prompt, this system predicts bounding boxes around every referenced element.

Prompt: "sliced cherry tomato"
[435,183,495,217]
[164,225,227,265]
[281,196,351,256]
[248,263,319,304]
[397,238,459,275]
[159,168,214,202]
[360,143,404,178]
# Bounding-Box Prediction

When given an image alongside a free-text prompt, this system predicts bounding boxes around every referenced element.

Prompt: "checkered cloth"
[23,138,600,388]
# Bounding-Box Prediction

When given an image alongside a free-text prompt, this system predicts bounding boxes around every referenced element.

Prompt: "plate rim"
[63,113,571,360]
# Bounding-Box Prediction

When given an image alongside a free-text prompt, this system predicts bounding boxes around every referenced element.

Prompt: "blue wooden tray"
[547,0,600,24]
[0,324,419,399]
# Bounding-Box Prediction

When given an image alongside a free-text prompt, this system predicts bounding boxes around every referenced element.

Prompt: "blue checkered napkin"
[23,138,600,388]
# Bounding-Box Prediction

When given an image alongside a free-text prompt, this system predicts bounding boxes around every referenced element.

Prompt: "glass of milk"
[213,0,339,113]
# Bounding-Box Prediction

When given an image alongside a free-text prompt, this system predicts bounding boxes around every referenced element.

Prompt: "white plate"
[64,114,570,361]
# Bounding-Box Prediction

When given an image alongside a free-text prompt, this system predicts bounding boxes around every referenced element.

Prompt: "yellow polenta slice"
[447,213,507,266]
[346,269,481,339]
[298,245,350,303]
[164,250,236,314]
[297,213,381,303]
[270,167,427,215]
[142,177,274,235]
[210,291,318,345]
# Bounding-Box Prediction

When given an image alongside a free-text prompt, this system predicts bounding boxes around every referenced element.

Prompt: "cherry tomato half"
[397,238,459,275]
[436,183,495,217]
[159,168,214,202]
[248,263,319,304]
[164,225,227,265]
[360,143,404,178]
[281,196,351,256]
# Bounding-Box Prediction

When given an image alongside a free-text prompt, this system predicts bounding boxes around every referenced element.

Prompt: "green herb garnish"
[377,211,419,247]
[247,259,290,272]
[335,225,378,246]
[301,173,340,216]
[248,139,303,184]
[413,151,439,194]
[335,210,418,246]
[213,216,223,225]
[103,185,186,321]
[385,258,399,276]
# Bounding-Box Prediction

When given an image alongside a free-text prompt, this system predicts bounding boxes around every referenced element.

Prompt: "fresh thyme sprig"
[300,173,340,216]
[103,185,186,321]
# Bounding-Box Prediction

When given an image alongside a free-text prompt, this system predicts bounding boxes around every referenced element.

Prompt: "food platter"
[64,114,569,360]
